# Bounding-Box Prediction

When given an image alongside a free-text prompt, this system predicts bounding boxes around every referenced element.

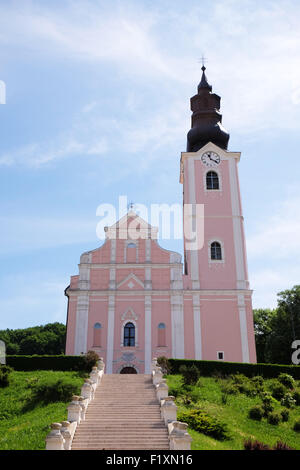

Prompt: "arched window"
[211,241,222,260]
[126,242,137,263]
[93,323,102,347]
[206,171,219,190]
[158,323,166,347]
[124,322,135,347]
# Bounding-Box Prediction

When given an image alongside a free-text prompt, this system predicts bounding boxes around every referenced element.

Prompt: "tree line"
[0,285,299,364]
[0,322,66,355]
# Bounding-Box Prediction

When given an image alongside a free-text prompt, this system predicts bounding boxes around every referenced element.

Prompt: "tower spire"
[186,67,230,152]
[198,65,212,92]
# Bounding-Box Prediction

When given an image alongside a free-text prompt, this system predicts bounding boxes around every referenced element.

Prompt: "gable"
[117,273,144,290]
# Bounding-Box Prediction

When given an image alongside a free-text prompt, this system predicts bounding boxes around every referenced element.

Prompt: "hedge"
[167,359,300,379]
[6,355,89,371]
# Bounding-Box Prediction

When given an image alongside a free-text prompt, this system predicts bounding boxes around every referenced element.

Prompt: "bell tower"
[181,68,256,363]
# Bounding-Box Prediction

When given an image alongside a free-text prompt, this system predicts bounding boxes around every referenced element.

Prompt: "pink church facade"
[65,67,257,373]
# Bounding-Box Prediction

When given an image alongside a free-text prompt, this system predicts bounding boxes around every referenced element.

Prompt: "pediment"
[117,273,144,290]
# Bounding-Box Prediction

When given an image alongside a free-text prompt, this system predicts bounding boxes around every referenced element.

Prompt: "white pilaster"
[74,295,89,355]
[106,294,115,374]
[193,294,202,359]
[144,295,152,374]
[171,294,184,358]
[237,294,250,363]
[228,158,246,289]
[187,158,200,289]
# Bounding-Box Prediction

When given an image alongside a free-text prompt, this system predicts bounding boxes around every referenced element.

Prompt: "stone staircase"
[71,374,170,450]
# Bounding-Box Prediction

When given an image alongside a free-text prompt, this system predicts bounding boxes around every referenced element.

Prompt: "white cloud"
[0,1,300,169]
[0,1,299,132]
[0,132,108,168]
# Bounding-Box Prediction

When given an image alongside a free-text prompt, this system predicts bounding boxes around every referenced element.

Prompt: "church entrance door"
[120,367,137,374]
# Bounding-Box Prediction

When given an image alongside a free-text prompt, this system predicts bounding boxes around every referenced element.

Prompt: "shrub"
[244,439,294,450]
[273,441,294,450]
[251,376,264,388]
[179,364,200,386]
[231,373,248,384]
[0,365,12,388]
[280,409,289,422]
[6,355,88,371]
[292,389,300,406]
[267,411,281,425]
[221,393,228,404]
[84,350,99,371]
[167,358,300,380]
[167,386,178,398]
[248,405,264,421]
[230,374,256,396]
[220,382,239,395]
[178,409,229,440]
[278,373,295,389]
[280,393,296,409]
[293,419,300,432]
[261,392,276,416]
[157,356,170,375]
[30,377,79,404]
[244,439,270,450]
[270,382,287,400]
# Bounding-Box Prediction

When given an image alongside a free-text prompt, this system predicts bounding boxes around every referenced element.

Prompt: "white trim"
[121,319,138,348]
[74,295,89,354]
[203,167,223,193]
[208,238,225,264]
[187,157,200,289]
[145,239,151,262]
[171,294,184,358]
[111,239,116,263]
[144,295,152,373]
[78,263,183,269]
[67,288,253,297]
[117,273,144,289]
[106,294,115,374]
[217,351,224,360]
[228,158,246,289]
[193,294,202,359]
[237,294,250,363]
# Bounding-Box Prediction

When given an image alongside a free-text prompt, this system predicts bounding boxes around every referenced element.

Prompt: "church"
[65,67,257,373]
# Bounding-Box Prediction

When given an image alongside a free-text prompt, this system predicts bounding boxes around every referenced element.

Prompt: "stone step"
[72,446,170,450]
[71,373,169,450]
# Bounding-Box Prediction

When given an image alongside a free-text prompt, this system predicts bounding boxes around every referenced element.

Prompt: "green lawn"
[0,370,86,450]
[166,374,300,450]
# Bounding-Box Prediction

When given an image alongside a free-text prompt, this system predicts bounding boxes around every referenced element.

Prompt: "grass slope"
[0,370,85,450]
[166,374,300,450]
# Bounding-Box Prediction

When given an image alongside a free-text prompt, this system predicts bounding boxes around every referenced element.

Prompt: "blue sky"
[0,0,300,329]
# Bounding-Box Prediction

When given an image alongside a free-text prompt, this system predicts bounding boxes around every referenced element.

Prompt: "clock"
[201,151,221,167]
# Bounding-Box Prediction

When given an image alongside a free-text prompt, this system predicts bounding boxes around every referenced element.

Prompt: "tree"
[0,323,66,355]
[254,286,300,364]
[253,309,277,363]
[265,286,300,364]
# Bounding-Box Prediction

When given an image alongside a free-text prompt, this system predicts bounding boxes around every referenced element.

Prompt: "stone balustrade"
[160,396,177,425]
[156,381,169,401]
[151,357,192,450]
[45,359,105,450]
[168,421,193,450]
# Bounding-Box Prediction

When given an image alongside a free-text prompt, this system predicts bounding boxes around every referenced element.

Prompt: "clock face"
[201,151,221,167]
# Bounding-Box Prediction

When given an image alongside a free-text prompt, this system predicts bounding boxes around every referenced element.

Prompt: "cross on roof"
[198,55,208,68]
